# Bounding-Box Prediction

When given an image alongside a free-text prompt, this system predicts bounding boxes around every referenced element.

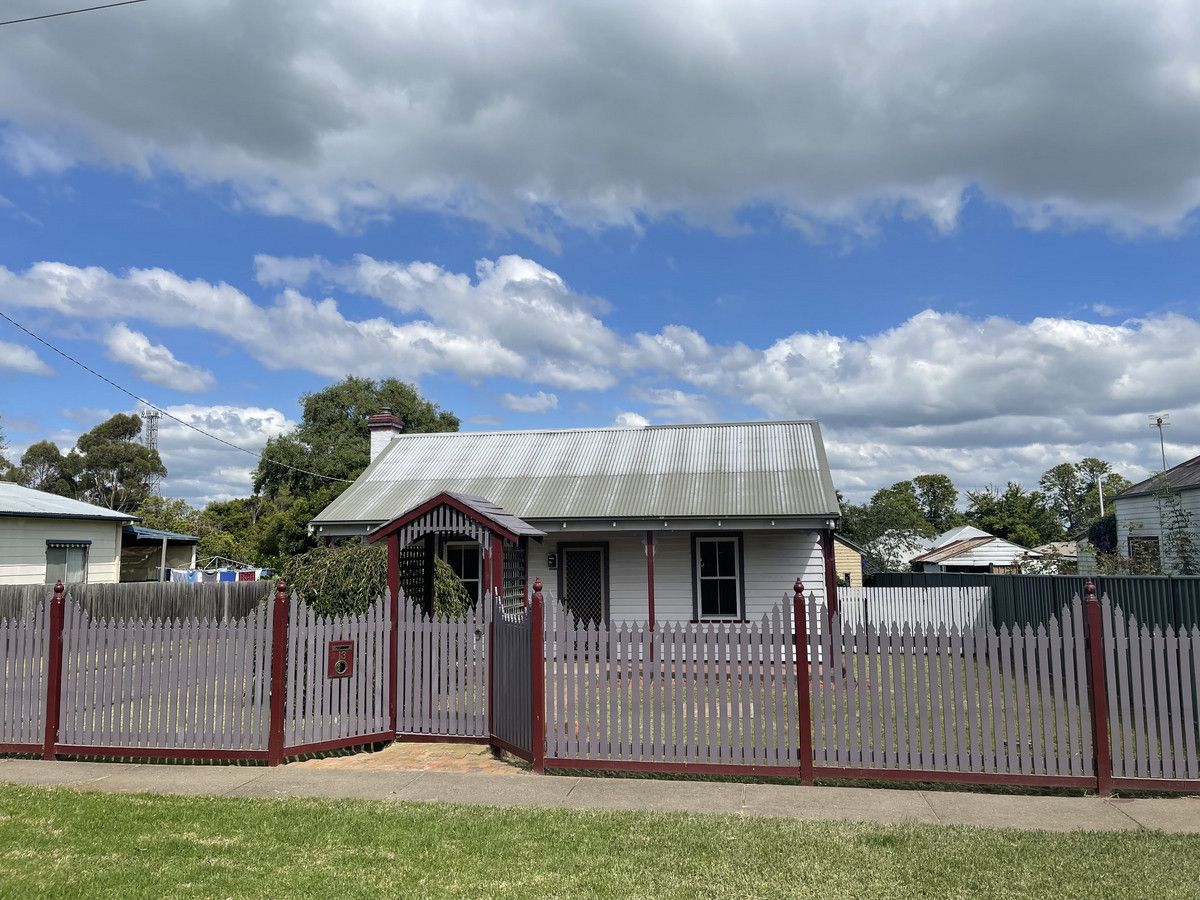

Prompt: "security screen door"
[560,545,607,627]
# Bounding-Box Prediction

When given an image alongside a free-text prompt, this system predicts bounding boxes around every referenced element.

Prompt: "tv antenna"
[1148,413,1170,472]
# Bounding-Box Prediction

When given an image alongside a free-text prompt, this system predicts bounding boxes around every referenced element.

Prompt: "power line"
[0,309,354,484]
[1,0,148,28]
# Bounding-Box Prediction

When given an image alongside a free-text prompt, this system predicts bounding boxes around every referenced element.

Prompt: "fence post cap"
[532,577,543,593]
[53,579,64,598]
[1083,579,1097,602]
[793,577,804,597]
[275,579,288,595]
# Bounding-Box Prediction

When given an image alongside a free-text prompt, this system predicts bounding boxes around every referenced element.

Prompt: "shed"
[120,524,201,582]
[0,482,132,585]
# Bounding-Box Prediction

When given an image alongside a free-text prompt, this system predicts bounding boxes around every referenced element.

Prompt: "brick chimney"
[367,408,404,462]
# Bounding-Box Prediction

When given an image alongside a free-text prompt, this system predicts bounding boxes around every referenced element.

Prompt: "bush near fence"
[871,572,1200,630]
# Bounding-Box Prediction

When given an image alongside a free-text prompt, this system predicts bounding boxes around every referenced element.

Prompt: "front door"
[559,544,608,627]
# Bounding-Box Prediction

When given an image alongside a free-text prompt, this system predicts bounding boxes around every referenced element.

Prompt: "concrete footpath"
[0,758,1197,834]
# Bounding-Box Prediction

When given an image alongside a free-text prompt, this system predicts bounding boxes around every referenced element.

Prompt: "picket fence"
[0,581,265,623]
[0,602,49,750]
[1104,598,1200,783]
[809,599,1094,782]
[395,598,488,739]
[544,601,801,770]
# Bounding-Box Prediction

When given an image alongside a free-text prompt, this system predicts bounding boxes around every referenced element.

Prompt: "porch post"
[530,577,546,774]
[491,535,505,606]
[387,534,400,735]
[645,531,656,628]
[822,529,839,624]
[793,578,814,784]
[1083,579,1113,795]
[159,536,169,582]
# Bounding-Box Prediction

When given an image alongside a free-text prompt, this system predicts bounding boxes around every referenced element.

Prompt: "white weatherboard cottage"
[0,482,132,585]
[311,417,842,625]
[908,524,1039,574]
[1112,453,1200,573]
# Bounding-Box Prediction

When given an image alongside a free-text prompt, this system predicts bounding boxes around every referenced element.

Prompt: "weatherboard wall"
[1115,490,1200,574]
[526,528,825,624]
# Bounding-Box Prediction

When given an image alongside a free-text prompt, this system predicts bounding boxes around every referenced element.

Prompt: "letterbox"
[327,640,354,678]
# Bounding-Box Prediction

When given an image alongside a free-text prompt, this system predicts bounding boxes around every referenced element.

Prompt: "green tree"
[0,416,15,482]
[135,495,203,535]
[1039,458,1133,534]
[250,377,459,563]
[18,440,73,495]
[965,482,1063,547]
[254,376,459,501]
[72,414,166,512]
[912,474,960,532]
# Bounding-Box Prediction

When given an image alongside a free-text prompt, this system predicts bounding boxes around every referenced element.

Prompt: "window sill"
[691,618,748,625]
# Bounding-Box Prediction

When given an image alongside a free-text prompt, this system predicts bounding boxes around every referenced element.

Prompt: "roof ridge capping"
[379,419,822,437]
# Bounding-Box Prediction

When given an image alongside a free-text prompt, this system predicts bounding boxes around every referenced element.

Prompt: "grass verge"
[1,785,1197,899]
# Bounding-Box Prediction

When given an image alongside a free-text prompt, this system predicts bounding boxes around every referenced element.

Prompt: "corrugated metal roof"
[1116,453,1200,499]
[911,536,996,564]
[444,492,546,538]
[123,524,200,543]
[0,482,133,522]
[314,421,840,525]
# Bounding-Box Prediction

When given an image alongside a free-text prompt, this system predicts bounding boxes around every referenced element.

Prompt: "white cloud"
[0,339,51,375]
[612,411,650,428]
[104,323,215,392]
[5,253,1200,501]
[157,404,296,504]
[3,2,1200,236]
[500,391,558,413]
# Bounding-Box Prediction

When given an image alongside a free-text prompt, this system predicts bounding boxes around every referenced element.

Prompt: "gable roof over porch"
[367,490,545,548]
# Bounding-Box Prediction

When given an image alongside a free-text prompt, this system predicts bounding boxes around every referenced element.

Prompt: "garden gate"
[490,594,535,761]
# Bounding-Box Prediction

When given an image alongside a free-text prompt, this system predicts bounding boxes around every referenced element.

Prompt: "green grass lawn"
[1,786,1197,899]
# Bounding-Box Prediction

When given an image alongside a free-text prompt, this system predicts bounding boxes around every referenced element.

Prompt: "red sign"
[327,640,354,679]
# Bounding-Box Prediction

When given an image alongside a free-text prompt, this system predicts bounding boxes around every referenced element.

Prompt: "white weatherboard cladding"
[921,537,1032,571]
[314,421,840,524]
[527,529,825,625]
[1115,490,1200,574]
[0,516,123,585]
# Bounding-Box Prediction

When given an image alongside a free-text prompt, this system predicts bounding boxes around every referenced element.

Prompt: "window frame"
[440,539,482,602]
[45,539,91,585]
[690,532,745,622]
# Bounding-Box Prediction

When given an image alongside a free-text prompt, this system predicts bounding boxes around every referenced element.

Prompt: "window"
[694,535,742,620]
[46,541,89,584]
[442,541,481,601]
[1128,536,1161,568]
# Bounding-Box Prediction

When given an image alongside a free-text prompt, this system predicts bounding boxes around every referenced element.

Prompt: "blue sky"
[2,0,1199,506]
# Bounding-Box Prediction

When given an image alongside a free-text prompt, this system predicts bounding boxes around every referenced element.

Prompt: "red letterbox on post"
[327,640,355,678]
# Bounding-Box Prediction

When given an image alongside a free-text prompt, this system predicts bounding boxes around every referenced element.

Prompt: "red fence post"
[530,577,546,774]
[793,579,814,785]
[1083,579,1113,795]
[267,579,290,767]
[42,580,66,760]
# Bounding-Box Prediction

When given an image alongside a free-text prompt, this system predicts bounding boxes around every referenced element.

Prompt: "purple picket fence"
[0,601,49,752]
[56,599,274,758]
[283,594,392,754]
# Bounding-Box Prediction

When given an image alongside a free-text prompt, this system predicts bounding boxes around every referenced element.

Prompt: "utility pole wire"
[1,0,148,28]
[0,309,354,484]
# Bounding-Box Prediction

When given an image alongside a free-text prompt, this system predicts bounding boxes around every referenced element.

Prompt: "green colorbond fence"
[869,573,1200,630]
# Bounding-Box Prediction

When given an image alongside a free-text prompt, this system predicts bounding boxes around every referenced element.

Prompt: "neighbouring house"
[833,533,866,587]
[1112,454,1200,574]
[0,482,132,585]
[909,524,1039,574]
[311,416,842,625]
[119,525,200,582]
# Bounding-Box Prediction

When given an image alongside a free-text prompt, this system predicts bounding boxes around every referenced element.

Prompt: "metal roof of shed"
[313,421,840,525]
[123,524,201,543]
[0,482,133,522]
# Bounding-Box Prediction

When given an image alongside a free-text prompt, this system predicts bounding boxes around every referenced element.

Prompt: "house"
[0,482,132,585]
[311,416,842,624]
[1112,454,1200,573]
[119,525,200,582]
[909,524,1038,574]
[833,534,866,587]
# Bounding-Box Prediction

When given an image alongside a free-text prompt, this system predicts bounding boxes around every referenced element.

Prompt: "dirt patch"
[291,741,529,775]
